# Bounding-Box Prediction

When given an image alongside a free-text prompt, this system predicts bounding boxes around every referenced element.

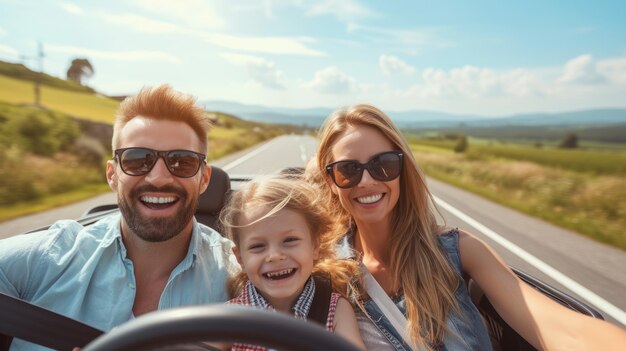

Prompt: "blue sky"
[1,0,625,115]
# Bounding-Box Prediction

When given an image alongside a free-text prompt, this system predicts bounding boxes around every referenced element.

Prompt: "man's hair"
[112,84,212,152]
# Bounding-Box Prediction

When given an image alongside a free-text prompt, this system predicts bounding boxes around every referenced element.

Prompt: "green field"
[408,136,626,175]
[409,139,626,250]
[0,75,119,123]
[467,144,626,175]
[0,67,296,222]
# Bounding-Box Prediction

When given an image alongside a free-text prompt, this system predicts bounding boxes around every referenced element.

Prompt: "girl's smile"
[234,207,319,312]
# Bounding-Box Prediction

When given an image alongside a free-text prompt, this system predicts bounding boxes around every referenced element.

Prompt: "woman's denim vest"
[341,229,492,351]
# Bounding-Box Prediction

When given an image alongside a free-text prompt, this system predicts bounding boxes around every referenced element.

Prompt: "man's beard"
[118,184,198,242]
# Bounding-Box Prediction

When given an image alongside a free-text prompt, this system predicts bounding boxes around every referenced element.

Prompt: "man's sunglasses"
[114,147,206,178]
[325,151,403,189]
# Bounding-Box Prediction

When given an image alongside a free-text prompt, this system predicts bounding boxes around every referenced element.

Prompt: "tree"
[66,58,94,85]
[454,135,469,153]
[559,133,578,149]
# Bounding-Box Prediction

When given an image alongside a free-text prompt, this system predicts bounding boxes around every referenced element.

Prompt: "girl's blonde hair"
[313,104,459,348]
[220,174,359,299]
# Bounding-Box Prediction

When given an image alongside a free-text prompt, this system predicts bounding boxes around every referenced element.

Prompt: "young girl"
[219,174,366,351]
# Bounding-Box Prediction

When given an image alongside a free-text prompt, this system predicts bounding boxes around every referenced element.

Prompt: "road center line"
[434,195,626,326]
[299,144,308,163]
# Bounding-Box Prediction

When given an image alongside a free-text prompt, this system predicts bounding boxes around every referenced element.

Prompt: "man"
[0,85,238,350]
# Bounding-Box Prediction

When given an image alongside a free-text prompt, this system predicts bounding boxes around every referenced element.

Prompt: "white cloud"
[79,7,325,56]
[349,24,454,55]
[500,69,546,97]
[221,53,287,90]
[419,66,493,98]
[405,65,548,100]
[394,53,626,107]
[47,45,181,63]
[59,2,83,15]
[98,12,181,33]
[559,54,606,84]
[597,55,626,84]
[379,55,415,75]
[307,66,358,94]
[134,0,226,29]
[221,53,265,65]
[306,0,375,22]
[201,33,325,56]
[57,4,182,34]
[0,44,19,58]
[230,0,374,23]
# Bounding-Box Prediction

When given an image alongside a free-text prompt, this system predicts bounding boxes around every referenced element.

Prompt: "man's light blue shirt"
[0,213,239,351]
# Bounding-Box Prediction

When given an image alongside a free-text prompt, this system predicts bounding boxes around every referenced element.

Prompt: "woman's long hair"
[220,174,359,300]
[314,104,459,348]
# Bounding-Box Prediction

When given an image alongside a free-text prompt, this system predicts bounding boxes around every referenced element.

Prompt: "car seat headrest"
[195,166,230,230]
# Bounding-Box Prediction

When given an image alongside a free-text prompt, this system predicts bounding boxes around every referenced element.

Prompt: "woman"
[310,104,626,351]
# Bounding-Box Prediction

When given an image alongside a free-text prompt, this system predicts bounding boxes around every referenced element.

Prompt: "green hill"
[0,74,119,123]
[0,60,95,93]
[0,59,302,132]
[0,60,302,222]
[0,59,300,158]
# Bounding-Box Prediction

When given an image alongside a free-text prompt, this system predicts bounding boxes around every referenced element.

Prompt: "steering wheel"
[83,305,362,351]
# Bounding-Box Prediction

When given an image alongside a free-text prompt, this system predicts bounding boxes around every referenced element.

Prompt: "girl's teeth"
[265,268,293,278]
[356,194,383,204]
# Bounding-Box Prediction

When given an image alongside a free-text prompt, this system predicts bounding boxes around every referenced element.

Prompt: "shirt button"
[129,283,135,289]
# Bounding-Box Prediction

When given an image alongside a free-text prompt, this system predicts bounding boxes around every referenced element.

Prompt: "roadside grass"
[0,75,118,123]
[466,144,626,175]
[208,127,256,160]
[0,150,105,203]
[0,183,112,223]
[409,136,626,175]
[411,145,626,251]
[208,126,283,160]
[468,137,626,150]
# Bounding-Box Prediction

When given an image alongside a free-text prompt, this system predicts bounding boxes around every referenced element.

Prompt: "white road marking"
[434,195,626,326]
[221,140,277,171]
[299,144,308,162]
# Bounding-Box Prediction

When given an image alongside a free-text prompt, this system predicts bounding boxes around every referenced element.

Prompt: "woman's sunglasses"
[325,151,403,189]
[114,147,206,178]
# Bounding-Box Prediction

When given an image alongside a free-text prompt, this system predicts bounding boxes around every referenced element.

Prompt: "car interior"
[1,165,604,351]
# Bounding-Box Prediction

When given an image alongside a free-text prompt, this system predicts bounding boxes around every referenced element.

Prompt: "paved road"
[2,134,624,327]
[429,177,626,327]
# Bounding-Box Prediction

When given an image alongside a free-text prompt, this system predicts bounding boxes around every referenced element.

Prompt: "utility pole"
[34,42,44,107]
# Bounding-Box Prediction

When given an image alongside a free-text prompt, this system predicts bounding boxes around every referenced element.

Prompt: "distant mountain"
[201,100,626,129]
[201,100,331,127]
[495,109,626,126]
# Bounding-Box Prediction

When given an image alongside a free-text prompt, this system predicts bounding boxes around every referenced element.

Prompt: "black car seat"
[195,166,230,231]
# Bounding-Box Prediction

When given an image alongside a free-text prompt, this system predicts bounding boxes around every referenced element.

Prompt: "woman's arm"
[333,297,367,350]
[459,230,626,351]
